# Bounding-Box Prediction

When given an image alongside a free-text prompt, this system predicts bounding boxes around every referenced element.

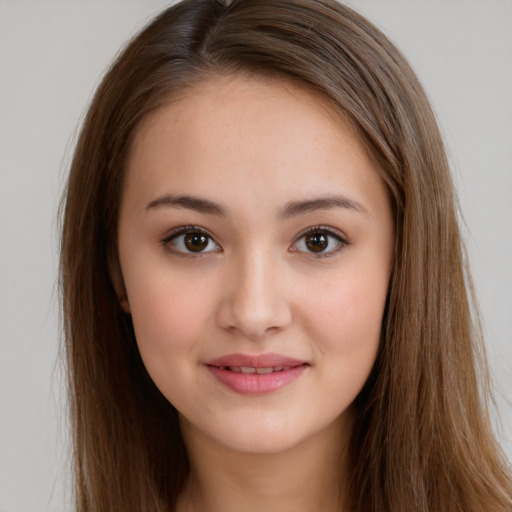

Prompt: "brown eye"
[291,227,347,257]
[305,233,328,253]
[184,233,209,252]
[164,227,220,255]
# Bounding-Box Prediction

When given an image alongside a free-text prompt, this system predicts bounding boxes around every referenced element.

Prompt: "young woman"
[60,0,512,510]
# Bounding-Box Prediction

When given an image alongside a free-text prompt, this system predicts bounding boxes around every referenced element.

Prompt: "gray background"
[0,1,510,510]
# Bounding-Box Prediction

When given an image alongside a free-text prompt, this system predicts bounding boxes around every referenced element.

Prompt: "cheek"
[126,272,214,369]
[302,268,388,363]
[127,275,217,406]
[307,275,386,413]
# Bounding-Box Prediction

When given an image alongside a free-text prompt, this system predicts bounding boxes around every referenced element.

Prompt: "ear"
[119,295,131,314]
[108,248,131,314]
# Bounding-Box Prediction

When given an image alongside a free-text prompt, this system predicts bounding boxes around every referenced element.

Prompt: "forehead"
[123,74,385,217]
[130,75,350,159]
[136,73,347,135]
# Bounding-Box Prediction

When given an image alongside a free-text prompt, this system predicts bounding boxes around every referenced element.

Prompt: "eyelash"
[160,225,221,257]
[291,226,349,258]
[160,225,349,258]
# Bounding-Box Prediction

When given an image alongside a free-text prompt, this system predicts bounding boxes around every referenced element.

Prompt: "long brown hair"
[60,1,512,510]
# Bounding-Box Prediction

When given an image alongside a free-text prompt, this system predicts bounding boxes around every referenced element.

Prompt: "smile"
[219,366,293,374]
[205,353,309,395]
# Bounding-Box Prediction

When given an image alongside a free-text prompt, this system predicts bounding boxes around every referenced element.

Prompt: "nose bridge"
[217,245,291,339]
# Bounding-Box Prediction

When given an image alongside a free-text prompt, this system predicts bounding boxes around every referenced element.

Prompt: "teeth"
[255,367,274,375]
[221,366,293,374]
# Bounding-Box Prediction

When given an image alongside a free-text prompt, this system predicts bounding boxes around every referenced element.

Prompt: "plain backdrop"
[0,1,511,511]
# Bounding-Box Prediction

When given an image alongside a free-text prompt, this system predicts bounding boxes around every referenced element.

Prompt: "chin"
[184,410,331,456]
[220,429,301,454]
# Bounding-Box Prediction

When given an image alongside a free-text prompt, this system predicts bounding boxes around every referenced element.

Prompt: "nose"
[215,251,293,340]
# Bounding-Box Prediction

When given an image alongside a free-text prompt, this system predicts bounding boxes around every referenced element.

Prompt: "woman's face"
[118,76,394,454]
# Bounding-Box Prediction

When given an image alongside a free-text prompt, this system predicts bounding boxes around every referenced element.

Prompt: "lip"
[205,353,309,395]
[207,353,306,368]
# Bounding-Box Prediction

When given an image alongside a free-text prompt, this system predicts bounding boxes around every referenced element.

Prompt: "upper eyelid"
[159,224,349,250]
[161,225,218,243]
[294,225,348,242]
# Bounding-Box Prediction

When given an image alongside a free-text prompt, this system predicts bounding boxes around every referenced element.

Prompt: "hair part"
[60,1,512,510]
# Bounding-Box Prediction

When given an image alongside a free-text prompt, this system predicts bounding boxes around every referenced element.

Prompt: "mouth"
[205,353,309,395]
[216,365,299,374]
[206,352,307,369]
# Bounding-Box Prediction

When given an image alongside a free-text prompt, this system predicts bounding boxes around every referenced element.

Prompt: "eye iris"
[305,233,328,252]
[184,233,208,252]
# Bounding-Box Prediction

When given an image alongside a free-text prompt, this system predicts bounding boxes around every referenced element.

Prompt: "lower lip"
[207,365,308,395]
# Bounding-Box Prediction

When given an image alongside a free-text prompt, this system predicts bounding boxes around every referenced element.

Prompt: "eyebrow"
[145,193,367,218]
[145,194,226,216]
[280,195,367,219]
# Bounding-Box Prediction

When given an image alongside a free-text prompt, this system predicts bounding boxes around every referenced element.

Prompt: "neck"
[176,411,353,512]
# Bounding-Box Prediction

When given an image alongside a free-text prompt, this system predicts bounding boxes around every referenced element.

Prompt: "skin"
[117,75,394,512]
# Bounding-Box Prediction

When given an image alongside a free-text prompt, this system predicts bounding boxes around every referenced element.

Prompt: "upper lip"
[206,353,308,368]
